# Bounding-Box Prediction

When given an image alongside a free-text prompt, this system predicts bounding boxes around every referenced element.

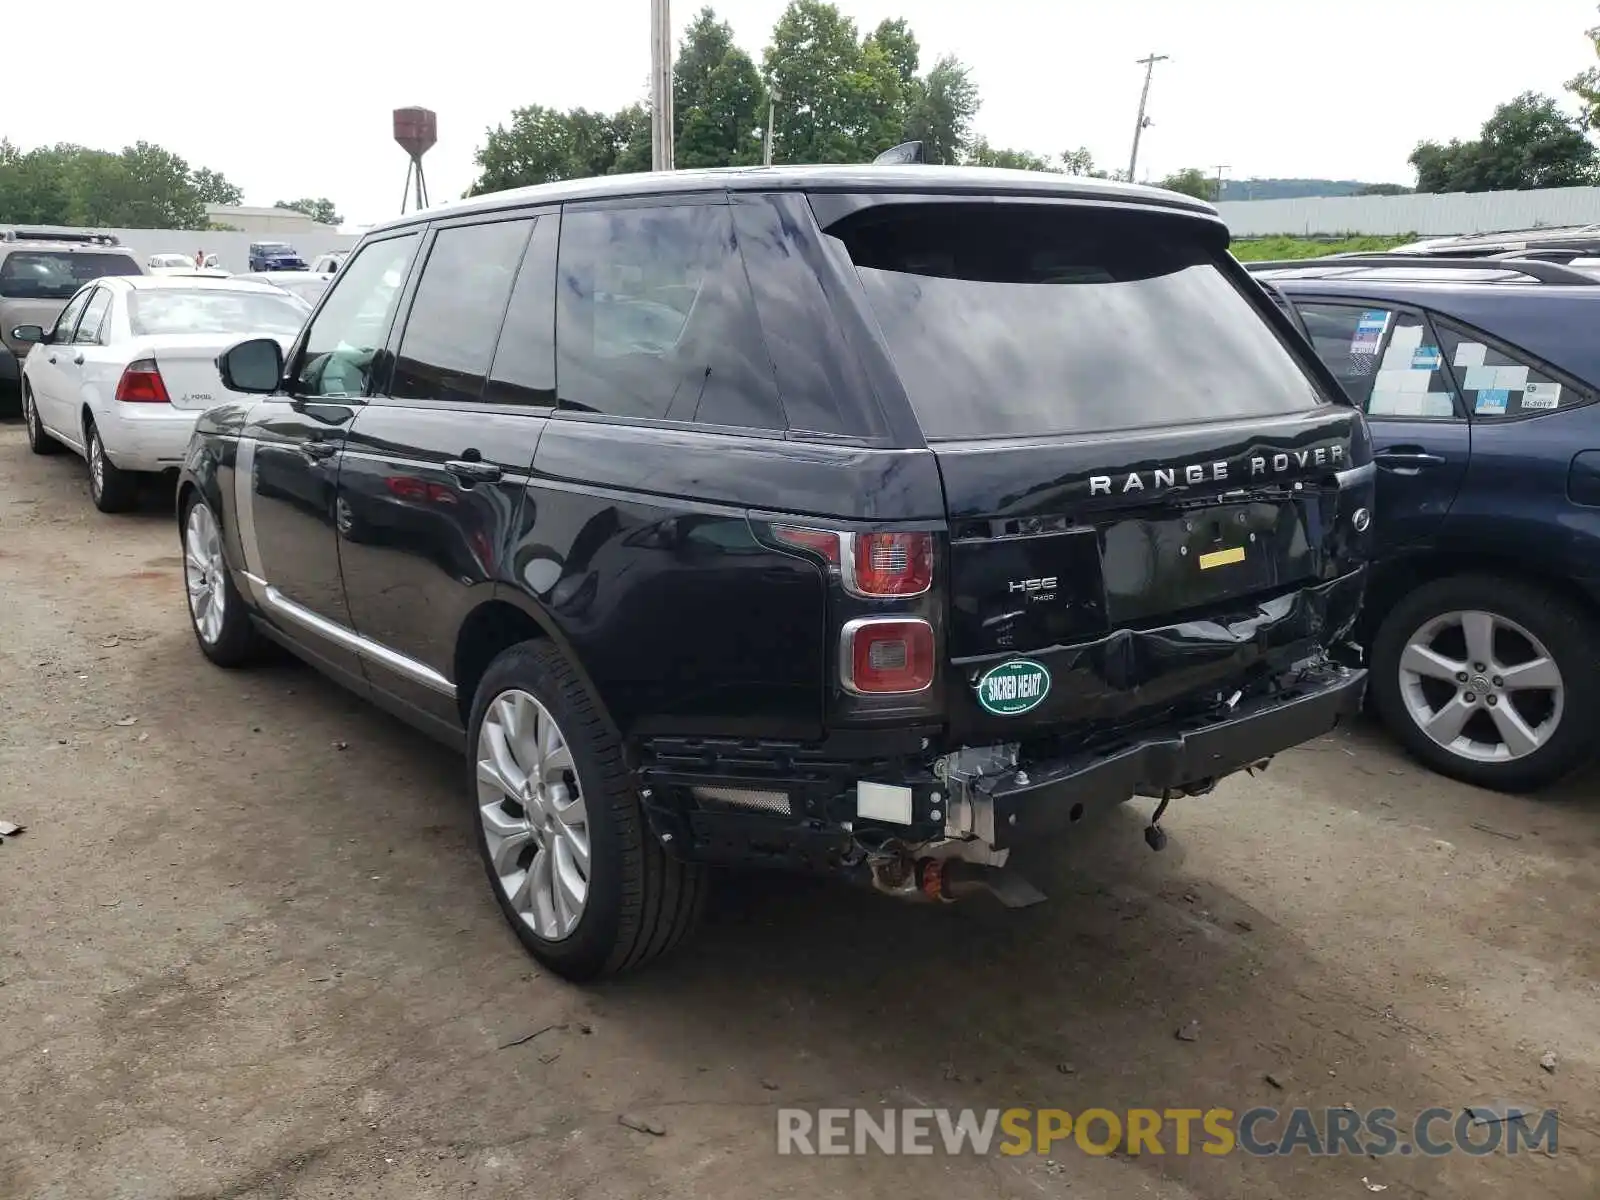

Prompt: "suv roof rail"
[1242,253,1600,286]
[0,227,121,246]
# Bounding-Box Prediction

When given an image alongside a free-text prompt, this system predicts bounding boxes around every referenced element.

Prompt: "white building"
[204,204,337,234]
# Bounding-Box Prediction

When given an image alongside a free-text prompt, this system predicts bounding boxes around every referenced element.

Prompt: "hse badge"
[976,659,1051,716]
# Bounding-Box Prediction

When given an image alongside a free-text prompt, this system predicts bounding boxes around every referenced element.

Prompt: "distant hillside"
[1219,178,1409,202]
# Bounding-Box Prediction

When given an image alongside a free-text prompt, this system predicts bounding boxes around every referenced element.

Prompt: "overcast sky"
[6,0,1598,227]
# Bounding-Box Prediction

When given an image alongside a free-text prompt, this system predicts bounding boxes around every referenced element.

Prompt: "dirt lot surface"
[1,421,1598,1200]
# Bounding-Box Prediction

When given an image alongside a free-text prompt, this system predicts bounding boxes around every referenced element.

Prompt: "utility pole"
[1212,163,1230,202]
[1127,52,1168,183]
[650,0,674,171]
[763,86,781,166]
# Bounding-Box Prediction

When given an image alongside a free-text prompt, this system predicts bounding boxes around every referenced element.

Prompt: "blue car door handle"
[1375,448,1446,474]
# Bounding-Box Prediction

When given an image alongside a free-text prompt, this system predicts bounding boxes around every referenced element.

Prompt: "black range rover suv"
[179,165,1374,979]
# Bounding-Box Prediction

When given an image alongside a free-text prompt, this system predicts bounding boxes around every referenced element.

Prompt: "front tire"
[23,384,59,455]
[469,640,706,980]
[86,421,139,513]
[182,494,263,667]
[1370,574,1599,792]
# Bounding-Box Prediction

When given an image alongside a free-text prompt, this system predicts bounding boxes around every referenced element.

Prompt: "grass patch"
[1231,235,1414,262]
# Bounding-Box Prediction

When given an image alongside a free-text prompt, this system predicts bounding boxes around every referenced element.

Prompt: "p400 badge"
[975,658,1052,716]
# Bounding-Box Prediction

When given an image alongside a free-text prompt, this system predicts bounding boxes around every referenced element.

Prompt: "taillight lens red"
[847,532,933,597]
[772,526,934,597]
[773,524,841,565]
[842,618,935,694]
[115,358,171,404]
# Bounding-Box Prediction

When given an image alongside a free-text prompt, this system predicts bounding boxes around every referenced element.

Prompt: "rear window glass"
[0,251,142,299]
[835,205,1326,440]
[128,289,309,337]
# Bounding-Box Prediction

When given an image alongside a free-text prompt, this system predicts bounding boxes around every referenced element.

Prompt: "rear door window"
[0,252,142,299]
[74,288,112,344]
[833,204,1326,440]
[1293,303,1458,418]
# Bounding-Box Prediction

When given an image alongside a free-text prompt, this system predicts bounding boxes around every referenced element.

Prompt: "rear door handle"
[303,440,338,460]
[447,459,502,484]
[47,354,56,363]
[1374,449,1446,473]
[73,353,85,365]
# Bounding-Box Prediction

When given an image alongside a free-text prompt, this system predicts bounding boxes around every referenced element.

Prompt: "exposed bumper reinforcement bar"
[979,663,1367,849]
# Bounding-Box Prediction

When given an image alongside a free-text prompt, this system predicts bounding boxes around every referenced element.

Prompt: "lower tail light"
[115,358,171,404]
[841,617,935,694]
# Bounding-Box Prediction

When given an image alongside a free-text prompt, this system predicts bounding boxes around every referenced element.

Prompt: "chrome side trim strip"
[232,437,269,604]
[1335,460,1376,489]
[260,586,457,699]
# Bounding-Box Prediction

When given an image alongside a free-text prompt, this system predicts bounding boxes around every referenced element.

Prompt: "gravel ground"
[1,420,1597,1199]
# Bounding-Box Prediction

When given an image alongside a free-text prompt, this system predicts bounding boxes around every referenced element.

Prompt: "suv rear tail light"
[772,526,934,597]
[841,617,935,694]
[845,532,933,597]
[115,358,171,404]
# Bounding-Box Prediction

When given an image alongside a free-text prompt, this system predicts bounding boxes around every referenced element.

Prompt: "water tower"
[393,107,436,214]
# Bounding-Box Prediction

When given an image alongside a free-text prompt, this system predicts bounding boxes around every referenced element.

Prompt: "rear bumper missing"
[975,660,1367,848]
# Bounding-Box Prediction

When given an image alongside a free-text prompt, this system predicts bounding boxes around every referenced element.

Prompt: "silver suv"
[1,229,144,409]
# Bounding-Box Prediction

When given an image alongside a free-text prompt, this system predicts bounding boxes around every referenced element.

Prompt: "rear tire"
[23,385,59,455]
[86,421,139,513]
[468,640,706,980]
[1370,574,1599,792]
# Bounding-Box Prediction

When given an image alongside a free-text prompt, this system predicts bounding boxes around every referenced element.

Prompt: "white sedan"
[16,275,309,512]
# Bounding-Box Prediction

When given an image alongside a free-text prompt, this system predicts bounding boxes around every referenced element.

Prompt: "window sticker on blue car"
[1453,341,1488,368]
[1464,365,1497,390]
[1412,345,1442,370]
[1351,309,1390,355]
[1492,364,1530,391]
[1522,381,1562,410]
[1475,388,1510,415]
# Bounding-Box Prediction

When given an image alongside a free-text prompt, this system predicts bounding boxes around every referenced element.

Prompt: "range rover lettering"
[177,164,1374,980]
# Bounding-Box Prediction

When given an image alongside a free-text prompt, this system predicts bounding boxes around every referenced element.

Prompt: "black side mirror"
[10,324,44,344]
[217,337,284,394]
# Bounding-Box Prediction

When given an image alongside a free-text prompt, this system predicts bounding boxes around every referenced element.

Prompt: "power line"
[1127,53,1168,182]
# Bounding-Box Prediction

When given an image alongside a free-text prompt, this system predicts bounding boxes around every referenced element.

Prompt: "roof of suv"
[366,164,1218,236]
[1259,262,1600,386]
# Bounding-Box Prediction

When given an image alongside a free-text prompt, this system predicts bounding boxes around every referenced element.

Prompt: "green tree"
[903,56,978,166]
[965,138,1057,172]
[0,140,236,228]
[1568,7,1600,129]
[674,8,764,168]
[1158,167,1219,201]
[190,167,243,206]
[611,102,655,175]
[765,0,905,163]
[1356,182,1410,196]
[274,197,343,226]
[1410,92,1596,192]
[469,105,630,193]
[0,140,74,225]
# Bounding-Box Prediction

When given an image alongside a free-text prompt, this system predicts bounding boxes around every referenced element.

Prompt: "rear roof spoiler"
[1243,253,1599,286]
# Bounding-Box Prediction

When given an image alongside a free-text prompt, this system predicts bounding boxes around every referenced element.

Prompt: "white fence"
[1216,185,1600,238]
[7,225,360,274]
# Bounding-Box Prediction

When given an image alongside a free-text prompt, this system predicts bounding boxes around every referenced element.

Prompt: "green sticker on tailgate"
[975,658,1051,716]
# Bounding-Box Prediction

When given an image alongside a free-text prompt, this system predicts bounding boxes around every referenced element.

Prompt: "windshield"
[256,244,295,255]
[836,204,1326,440]
[128,289,309,337]
[272,277,331,305]
[0,251,142,299]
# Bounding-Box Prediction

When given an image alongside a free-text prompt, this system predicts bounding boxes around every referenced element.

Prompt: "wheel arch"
[453,589,621,742]
[1361,550,1600,646]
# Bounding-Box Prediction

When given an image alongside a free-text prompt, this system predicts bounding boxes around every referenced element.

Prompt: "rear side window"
[391,218,532,404]
[1434,321,1578,420]
[555,203,784,430]
[0,252,141,299]
[1294,303,1457,418]
[834,205,1326,440]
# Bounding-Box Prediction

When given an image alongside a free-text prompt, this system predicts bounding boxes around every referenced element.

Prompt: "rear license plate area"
[1101,501,1313,625]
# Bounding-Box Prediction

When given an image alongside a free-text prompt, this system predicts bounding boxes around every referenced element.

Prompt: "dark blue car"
[248,241,308,272]
[1252,255,1600,791]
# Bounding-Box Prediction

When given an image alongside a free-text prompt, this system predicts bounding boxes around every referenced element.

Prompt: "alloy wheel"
[1398,608,1564,763]
[23,391,37,440]
[476,688,592,941]
[184,503,227,645]
[89,430,104,498]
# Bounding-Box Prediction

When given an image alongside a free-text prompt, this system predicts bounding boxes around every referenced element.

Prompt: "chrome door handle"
[303,440,337,460]
[446,459,501,484]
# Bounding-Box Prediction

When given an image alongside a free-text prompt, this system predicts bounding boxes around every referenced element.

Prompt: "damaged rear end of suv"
[638,170,1374,919]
